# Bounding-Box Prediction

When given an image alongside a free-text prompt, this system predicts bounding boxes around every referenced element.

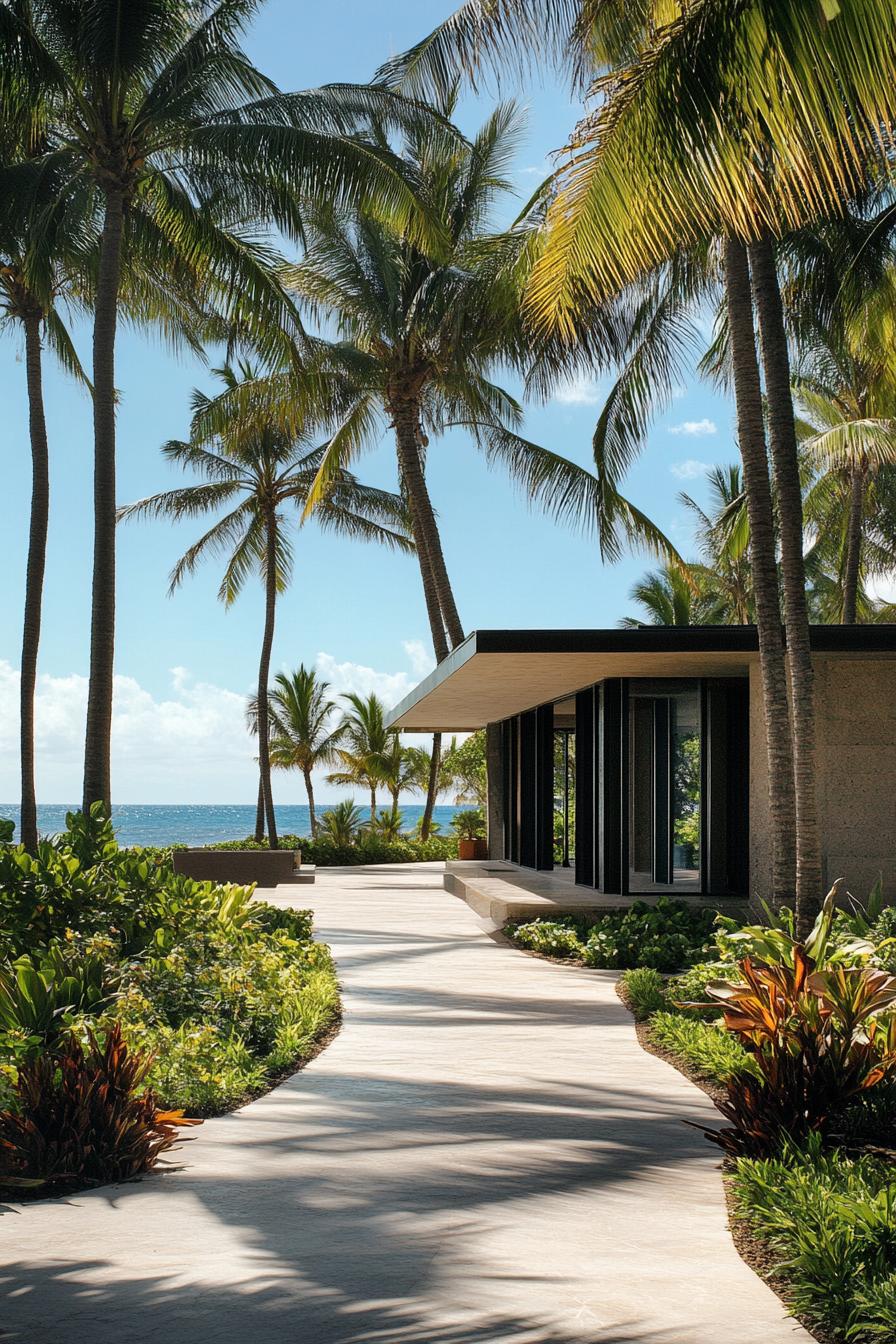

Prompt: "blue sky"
[0,0,736,804]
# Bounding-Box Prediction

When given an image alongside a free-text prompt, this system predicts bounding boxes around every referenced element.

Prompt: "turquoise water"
[0,803,463,848]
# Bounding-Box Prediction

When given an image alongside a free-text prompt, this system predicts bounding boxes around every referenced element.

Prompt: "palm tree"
[119,365,413,849]
[0,134,89,853]
[679,465,753,625]
[318,799,364,847]
[619,565,727,629]
[267,667,344,838]
[384,0,896,927]
[289,102,631,836]
[0,0,446,816]
[373,733,417,813]
[327,693,392,823]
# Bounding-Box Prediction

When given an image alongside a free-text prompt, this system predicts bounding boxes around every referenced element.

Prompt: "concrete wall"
[749,657,896,907]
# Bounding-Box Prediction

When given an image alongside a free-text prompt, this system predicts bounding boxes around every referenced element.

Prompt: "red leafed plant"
[0,1021,200,1190]
[694,948,896,1156]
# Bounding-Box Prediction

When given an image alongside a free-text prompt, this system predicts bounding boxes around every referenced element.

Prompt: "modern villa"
[388,626,896,907]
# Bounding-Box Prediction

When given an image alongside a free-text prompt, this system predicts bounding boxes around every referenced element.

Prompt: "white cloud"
[669,458,711,481]
[0,642,438,804]
[554,373,603,406]
[402,639,435,680]
[669,418,717,437]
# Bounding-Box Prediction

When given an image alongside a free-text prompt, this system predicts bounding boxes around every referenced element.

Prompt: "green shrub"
[581,898,715,971]
[0,808,341,1132]
[648,1011,753,1085]
[206,833,459,864]
[732,1135,896,1340]
[507,920,583,959]
[667,959,737,1009]
[619,967,669,1020]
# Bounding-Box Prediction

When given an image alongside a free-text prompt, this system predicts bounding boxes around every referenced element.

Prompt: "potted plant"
[451,807,487,860]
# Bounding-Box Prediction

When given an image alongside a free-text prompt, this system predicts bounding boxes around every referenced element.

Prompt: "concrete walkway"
[1,864,812,1344]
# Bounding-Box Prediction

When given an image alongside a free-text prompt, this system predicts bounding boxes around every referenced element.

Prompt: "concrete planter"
[172,848,301,886]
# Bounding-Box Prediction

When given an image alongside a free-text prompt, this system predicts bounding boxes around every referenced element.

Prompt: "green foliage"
[700,951,896,1156]
[316,801,365,847]
[508,920,583,959]
[442,733,487,807]
[619,967,668,1020]
[582,899,715,971]
[0,811,340,1133]
[506,898,715,971]
[732,1136,896,1341]
[648,1012,753,1085]
[450,807,486,841]
[0,1022,194,1191]
[0,819,14,844]
[210,832,459,864]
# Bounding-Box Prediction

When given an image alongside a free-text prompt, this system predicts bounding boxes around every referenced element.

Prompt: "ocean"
[0,803,464,849]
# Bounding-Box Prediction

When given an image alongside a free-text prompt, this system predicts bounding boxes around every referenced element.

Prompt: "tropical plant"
[367,807,405,843]
[265,667,344,837]
[119,366,412,847]
[694,950,896,1156]
[0,1022,196,1189]
[288,99,631,836]
[327,694,393,822]
[0,820,14,844]
[450,807,485,841]
[317,799,365,847]
[0,0,445,815]
[442,732,487,807]
[372,733,416,812]
[619,564,727,628]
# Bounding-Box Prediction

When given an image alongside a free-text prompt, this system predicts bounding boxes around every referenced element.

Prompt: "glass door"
[628,682,701,893]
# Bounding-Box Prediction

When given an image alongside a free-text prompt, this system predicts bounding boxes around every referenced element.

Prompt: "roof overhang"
[387,626,896,732]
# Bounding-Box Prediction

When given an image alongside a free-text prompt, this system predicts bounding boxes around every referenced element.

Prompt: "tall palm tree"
[119,365,413,849]
[267,667,344,838]
[327,693,392,823]
[0,0,445,816]
[0,137,89,853]
[288,102,633,837]
[385,0,896,927]
[679,465,753,625]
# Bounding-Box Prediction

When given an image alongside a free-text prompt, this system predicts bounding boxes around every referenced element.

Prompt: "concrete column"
[486,721,505,860]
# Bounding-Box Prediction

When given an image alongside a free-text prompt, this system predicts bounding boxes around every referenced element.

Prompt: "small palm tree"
[620,565,725,629]
[119,367,412,849]
[318,799,365,847]
[327,694,392,823]
[266,667,344,838]
[367,807,405,843]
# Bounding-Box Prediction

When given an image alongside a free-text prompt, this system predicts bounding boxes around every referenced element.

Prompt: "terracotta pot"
[458,838,487,860]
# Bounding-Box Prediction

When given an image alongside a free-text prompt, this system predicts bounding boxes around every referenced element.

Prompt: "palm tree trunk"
[421,731,442,842]
[842,463,865,624]
[303,767,316,838]
[83,188,125,815]
[254,774,265,843]
[19,308,49,855]
[749,236,822,935]
[257,512,279,849]
[369,785,376,823]
[391,396,465,648]
[723,237,796,906]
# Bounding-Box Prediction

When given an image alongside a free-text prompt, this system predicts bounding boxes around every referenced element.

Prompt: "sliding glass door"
[628,681,701,893]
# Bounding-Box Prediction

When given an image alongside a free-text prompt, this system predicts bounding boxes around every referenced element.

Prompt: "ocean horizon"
[0,802,464,849]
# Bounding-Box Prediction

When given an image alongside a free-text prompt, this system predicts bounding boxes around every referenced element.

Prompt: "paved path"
[1,864,812,1344]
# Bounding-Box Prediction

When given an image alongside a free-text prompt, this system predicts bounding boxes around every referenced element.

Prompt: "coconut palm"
[679,465,753,626]
[0,0,448,815]
[119,365,413,849]
[288,101,650,837]
[266,667,345,837]
[327,693,392,823]
[619,565,727,629]
[384,0,896,928]
[372,734,417,813]
[0,129,91,853]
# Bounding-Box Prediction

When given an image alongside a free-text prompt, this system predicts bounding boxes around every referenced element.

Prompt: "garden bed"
[0,807,341,1196]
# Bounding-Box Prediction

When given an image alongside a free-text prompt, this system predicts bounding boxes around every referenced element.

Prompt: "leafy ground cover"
[187,834,460,865]
[0,807,340,1193]
[506,897,717,971]
[618,892,896,1344]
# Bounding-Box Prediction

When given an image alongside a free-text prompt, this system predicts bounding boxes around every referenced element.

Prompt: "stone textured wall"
[749,657,896,907]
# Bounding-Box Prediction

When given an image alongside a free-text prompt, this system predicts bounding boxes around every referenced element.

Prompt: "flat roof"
[387,625,896,731]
